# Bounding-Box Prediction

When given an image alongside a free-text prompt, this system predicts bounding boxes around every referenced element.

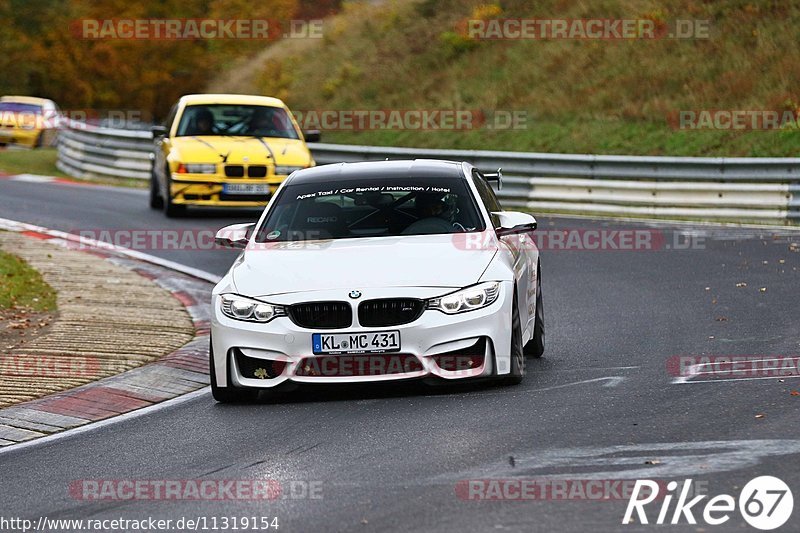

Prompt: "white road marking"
[528,365,640,373]
[11,174,56,183]
[537,376,626,391]
[423,376,627,399]
[437,439,800,481]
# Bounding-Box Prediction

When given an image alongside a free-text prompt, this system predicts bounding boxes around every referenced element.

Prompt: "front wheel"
[502,290,525,385]
[163,171,186,218]
[524,265,545,358]
[149,168,164,209]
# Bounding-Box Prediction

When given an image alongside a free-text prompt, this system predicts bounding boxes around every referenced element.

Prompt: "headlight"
[220,294,286,323]
[177,163,216,174]
[274,165,304,175]
[427,282,501,314]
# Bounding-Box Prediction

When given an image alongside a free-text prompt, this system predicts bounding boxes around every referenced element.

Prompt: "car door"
[471,170,536,335]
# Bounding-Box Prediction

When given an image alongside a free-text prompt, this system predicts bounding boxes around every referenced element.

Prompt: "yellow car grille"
[223,164,268,178]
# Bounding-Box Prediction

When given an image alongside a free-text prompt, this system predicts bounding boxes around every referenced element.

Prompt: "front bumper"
[0,127,40,147]
[210,285,514,389]
[170,174,287,207]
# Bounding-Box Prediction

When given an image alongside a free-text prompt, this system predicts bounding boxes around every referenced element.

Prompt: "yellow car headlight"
[177,163,217,174]
[274,165,305,176]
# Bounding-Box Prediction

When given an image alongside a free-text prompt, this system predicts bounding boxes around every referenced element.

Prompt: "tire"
[503,290,525,385]
[149,168,164,209]
[34,132,44,148]
[524,263,545,358]
[210,340,258,403]
[163,168,186,218]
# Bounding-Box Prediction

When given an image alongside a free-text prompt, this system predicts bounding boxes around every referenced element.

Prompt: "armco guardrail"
[56,122,154,181]
[56,123,799,222]
[309,144,800,222]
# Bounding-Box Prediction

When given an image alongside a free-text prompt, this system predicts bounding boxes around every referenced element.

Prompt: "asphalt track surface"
[1,178,799,532]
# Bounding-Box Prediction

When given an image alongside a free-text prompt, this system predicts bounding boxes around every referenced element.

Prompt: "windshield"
[175,104,299,139]
[0,102,42,114]
[256,177,485,242]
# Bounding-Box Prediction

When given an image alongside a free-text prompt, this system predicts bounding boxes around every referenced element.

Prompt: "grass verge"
[0,148,67,178]
[0,147,147,188]
[0,247,57,313]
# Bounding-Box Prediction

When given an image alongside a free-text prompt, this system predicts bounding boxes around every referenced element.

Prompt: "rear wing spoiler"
[483,168,503,190]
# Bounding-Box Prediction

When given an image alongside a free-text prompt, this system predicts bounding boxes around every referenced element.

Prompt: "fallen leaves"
[0,310,54,351]
[791,391,799,397]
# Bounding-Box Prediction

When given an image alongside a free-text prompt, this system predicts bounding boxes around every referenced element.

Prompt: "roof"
[179,94,286,108]
[0,96,54,106]
[286,160,465,185]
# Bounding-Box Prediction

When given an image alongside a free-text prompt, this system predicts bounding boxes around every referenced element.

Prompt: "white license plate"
[223,183,270,195]
[312,331,401,355]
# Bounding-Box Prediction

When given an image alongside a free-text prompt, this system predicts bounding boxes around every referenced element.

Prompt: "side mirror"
[151,125,168,138]
[493,211,537,237]
[215,223,255,249]
[303,129,321,143]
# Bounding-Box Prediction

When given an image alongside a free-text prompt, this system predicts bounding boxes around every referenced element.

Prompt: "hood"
[170,136,312,166]
[231,234,499,296]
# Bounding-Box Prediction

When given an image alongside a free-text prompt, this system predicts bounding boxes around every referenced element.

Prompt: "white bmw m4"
[210,159,544,402]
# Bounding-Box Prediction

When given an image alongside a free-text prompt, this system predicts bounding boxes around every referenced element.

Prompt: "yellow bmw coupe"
[151,94,318,216]
[0,96,61,148]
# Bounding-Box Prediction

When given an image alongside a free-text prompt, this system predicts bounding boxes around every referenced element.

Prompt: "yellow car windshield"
[175,104,299,140]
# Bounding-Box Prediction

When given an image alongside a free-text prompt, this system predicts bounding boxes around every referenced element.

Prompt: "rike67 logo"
[623,476,793,530]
